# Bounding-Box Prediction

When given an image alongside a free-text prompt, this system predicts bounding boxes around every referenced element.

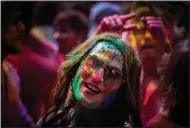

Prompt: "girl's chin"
[80,99,100,109]
[79,84,103,108]
[80,92,101,109]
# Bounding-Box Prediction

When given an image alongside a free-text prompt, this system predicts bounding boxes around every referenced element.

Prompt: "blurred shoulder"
[37,108,75,127]
[145,114,177,128]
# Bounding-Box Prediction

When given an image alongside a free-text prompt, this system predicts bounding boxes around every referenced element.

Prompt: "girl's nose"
[91,67,104,85]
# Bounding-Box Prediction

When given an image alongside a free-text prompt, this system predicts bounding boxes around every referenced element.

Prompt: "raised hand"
[141,16,168,44]
[94,13,137,35]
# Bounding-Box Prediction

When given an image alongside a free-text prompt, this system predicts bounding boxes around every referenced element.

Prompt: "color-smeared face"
[72,41,124,108]
[128,20,157,49]
[126,8,165,69]
[123,6,160,51]
[128,21,164,72]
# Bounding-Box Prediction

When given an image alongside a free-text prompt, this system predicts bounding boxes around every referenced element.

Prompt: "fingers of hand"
[99,13,138,32]
[102,15,124,31]
[148,24,162,30]
[141,16,164,31]
[123,24,137,31]
[108,16,117,28]
[120,13,136,22]
[102,17,110,26]
[113,15,123,27]
[147,20,162,25]
[141,17,167,41]
[97,17,110,32]
[141,16,161,21]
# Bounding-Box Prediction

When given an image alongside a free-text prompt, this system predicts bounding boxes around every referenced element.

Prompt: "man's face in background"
[4,18,26,54]
[126,5,166,73]
[128,20,163,63]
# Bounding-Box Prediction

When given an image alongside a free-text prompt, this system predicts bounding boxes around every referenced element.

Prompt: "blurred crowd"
[1,1,189,127]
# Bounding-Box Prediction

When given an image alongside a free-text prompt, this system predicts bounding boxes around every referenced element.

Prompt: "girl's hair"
[42,33,142,126]
[158,40,189,126]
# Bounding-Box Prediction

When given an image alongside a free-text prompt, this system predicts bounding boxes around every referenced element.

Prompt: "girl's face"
[72,41,124,108]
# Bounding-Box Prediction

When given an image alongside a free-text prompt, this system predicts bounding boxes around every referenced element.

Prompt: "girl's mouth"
[84,83,101,94]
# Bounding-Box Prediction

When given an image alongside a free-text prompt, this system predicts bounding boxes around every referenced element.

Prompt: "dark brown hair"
[158,40,189,126]
[41,33,142,126]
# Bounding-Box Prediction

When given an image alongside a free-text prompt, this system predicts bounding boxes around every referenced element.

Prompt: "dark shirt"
[37,106,133,128]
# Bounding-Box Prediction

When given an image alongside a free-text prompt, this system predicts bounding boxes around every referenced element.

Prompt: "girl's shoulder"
[37,107,75,127]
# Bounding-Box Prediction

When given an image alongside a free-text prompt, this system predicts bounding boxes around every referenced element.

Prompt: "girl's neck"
[74,102,125,127]
[74,103,102,126]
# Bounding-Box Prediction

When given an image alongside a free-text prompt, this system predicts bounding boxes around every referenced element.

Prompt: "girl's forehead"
[89,41,122,57]
[88,41,124,70]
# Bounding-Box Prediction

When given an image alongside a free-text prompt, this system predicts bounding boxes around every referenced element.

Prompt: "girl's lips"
[84,83,101,94]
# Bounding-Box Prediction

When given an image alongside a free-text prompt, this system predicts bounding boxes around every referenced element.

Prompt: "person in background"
[94,2,172,126]
[1,2,35,127]
[52,10,89,56]
[88,2,122,38]
[7,2,61,122]
[145,32,189,128]
[37,33,142,127]
[125,2,172,126]
[145,5,189,127]
[17,29,60,122]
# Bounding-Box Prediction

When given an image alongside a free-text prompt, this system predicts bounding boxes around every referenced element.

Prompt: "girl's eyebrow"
[88,52,122,73]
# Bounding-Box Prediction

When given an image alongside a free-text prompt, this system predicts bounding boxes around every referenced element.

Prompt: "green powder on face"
[72,67,101,108]
[72,67,82,101]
